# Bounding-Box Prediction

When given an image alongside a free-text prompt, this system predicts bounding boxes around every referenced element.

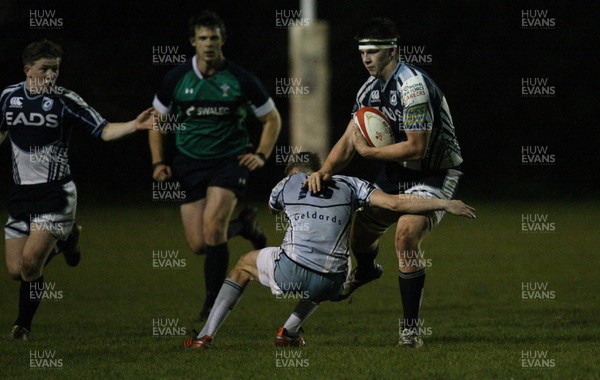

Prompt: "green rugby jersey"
[153,57,274,159]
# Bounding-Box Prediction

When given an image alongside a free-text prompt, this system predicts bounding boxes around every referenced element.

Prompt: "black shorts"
[7,177,73,220]
[172,153,249,203]
[5,178,77,240]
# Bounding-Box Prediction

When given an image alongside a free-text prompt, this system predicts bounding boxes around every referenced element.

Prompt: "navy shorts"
[5,178,77,240]
[357,163,462,233]
[172,153,249,203]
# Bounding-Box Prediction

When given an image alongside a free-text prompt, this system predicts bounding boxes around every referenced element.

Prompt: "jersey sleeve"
[339,175,377,208]
[230,63,274,118]
[400,75,433,132]
[269,176,290,212]
[61,90,108,138]
[153,65,186,115]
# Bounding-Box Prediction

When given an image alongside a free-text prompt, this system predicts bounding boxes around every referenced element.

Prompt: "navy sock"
[203,243,229,309]
[15,276,44,331]
[354,246,379,277]
[398,269,426,328]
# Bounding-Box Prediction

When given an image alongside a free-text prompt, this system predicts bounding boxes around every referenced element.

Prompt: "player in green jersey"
[149,11,281,320]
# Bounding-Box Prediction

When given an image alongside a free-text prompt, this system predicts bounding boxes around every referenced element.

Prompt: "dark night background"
[0,0,598,204]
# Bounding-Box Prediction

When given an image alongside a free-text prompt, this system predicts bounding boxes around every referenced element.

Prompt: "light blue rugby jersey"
[269,173,377,274]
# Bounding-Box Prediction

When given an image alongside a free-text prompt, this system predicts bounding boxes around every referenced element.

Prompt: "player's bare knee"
[189,242,206,255]
[203,225,227,246]
[6,258,22,280]
[7,267,22,281]
[395,225,420,252]
[396,234,418,251]
[228,265,244,282]
[230,260,252,283]
[20,261,42,281]
[230,252,257,282]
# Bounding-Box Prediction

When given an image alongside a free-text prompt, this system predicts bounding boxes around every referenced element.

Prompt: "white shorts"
[256,247,284,296]
[4,181,77,241]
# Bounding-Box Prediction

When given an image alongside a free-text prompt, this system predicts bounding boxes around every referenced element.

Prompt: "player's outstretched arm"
[369,190,476,219]
[306,119,356,193]
[100,107,155,141]
[238,107,282,171]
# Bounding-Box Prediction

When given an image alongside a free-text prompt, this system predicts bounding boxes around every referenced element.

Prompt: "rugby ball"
[353,107,395,147]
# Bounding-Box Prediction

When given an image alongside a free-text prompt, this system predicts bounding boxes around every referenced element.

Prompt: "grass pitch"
[0,200,599,379]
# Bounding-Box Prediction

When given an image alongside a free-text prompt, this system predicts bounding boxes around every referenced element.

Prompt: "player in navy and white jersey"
[1,84,106,184]
[184,152,475,348]
[307,18,465,348]
[0,39,154,340]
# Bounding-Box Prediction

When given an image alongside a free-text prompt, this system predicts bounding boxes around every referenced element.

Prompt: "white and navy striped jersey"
[269,173,377,274]
[0,82,107,185]
[353,62,462,171]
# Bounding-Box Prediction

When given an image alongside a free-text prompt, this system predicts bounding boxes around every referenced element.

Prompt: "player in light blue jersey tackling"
[183,152,475,348]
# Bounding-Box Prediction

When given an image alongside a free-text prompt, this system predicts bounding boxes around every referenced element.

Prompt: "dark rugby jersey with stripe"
[0,82,107,185]
[353,62,462,171]
[153,57,274,160]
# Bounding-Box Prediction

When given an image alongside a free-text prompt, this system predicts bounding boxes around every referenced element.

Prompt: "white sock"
[282,299,319,334]
[197,278,245,338]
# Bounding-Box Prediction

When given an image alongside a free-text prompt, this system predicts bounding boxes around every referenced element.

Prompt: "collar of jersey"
[379,62,403,91]
[192,55,228,80]
[21,81,44,99]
